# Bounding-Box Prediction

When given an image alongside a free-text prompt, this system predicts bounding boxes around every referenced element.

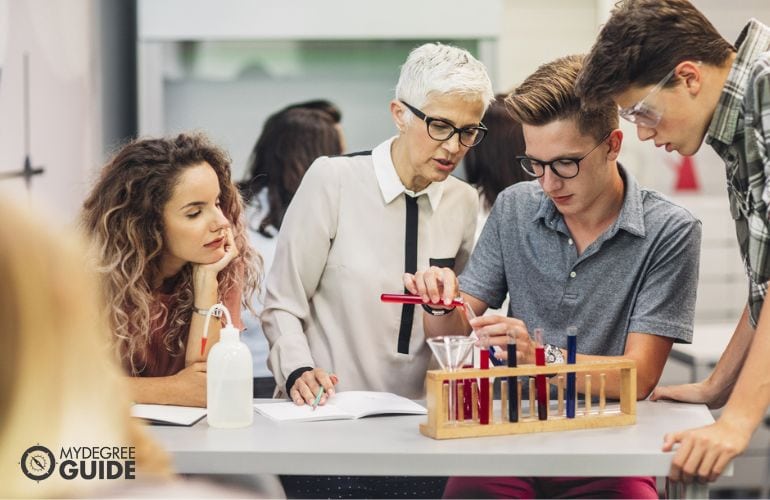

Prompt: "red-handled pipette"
[380,293,504,364]
[380,293,465,308]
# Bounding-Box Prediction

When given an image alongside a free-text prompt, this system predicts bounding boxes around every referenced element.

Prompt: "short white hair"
[395,43,495,118]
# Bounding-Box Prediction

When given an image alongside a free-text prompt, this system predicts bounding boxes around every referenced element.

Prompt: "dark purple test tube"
[507,341,517,422]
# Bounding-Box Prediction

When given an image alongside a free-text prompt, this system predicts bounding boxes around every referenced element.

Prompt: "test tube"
[528,378,536,418]
[600,373,606,413]
[479,334,490,425]
[585,374,592,415]
[500,379,508,421]
[463,375,473,420]
[566,326,577,419]
[534,328,547,421]
[507,331,518,422]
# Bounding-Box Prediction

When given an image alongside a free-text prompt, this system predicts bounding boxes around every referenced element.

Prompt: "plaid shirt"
[706,19,770,327]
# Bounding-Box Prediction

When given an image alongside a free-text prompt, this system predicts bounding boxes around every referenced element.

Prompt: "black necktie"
[398,194,419,354]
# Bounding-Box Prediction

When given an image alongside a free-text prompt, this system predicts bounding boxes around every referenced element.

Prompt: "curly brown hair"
[81,132,261,375]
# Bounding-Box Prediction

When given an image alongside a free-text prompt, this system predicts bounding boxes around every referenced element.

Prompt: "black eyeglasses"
[400,100,487,148]
[516,132,612,179]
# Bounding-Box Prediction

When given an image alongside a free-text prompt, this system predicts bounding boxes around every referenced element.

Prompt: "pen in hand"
[311,387,324,411]
[311,373,339,411]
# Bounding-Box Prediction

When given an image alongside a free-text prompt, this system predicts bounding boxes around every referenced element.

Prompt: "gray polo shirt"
[459,166,701,355]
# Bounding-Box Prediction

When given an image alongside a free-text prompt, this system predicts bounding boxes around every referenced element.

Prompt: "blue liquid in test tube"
[507,339,517,422]
[566,326,577,419]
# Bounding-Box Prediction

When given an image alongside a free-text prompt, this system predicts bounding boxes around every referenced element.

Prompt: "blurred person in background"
[463,94,529,314]
[463,93,529,241]
[282,99,347,151]
[238,103,344,397]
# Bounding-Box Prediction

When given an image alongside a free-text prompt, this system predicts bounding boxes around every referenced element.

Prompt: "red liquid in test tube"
[534,328,547,421]
[462,366,473,419]
[479,347,490,425]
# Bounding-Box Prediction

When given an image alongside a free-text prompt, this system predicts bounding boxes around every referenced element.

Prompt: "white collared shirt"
[372,136,444,210]
[262,138,479,398]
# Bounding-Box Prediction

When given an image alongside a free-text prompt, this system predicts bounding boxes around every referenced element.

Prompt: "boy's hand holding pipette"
[289,368,339,407]
[469,316,534,364]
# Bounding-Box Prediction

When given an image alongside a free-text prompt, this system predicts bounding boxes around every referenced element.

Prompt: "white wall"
[0,0,101,225]
[3,1,770,229]
[497,0,770,199]
[137,0,504,180]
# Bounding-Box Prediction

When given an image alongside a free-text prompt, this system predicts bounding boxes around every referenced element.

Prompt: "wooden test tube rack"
[419,360,636,440]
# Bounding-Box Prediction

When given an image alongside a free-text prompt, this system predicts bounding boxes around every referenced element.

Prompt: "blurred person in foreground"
[0,194,172,497]
[0,193,280,498]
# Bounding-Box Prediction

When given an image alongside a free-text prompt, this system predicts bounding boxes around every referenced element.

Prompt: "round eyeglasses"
[400,100,487,147]
[516,132,612,179]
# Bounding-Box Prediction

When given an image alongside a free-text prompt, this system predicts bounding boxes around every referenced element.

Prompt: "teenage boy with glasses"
[405,54,701,499]
[576,0,770,485]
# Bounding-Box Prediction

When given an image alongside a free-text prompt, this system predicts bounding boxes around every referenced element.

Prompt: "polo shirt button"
[569,271,577,278]
[568,238,574,245]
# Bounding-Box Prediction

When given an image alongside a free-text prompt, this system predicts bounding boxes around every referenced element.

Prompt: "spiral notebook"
[254,391,426,423]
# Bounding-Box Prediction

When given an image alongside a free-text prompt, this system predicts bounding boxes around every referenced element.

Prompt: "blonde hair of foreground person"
[0,195,171,498]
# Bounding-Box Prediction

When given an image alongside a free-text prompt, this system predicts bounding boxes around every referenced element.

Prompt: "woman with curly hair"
[81,132,260,407]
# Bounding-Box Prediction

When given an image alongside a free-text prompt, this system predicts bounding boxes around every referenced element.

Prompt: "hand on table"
[173,361,208,407]
[663,419,749,483]
[650,380,728,409]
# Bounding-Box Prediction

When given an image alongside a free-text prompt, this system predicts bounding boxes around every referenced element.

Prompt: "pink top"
[130,284,244,377]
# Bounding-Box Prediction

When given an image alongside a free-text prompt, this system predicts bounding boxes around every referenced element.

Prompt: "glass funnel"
[427,335,475,424]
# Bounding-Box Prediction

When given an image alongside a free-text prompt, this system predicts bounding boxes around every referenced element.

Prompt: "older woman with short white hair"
[263,42,493,403]
[262,41,493,499]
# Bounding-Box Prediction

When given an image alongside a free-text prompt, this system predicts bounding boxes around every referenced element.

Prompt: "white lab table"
[149,399,730,498]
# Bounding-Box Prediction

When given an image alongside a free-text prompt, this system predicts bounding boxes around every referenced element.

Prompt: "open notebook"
[254,391,426,423]
[131,404,207,426]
